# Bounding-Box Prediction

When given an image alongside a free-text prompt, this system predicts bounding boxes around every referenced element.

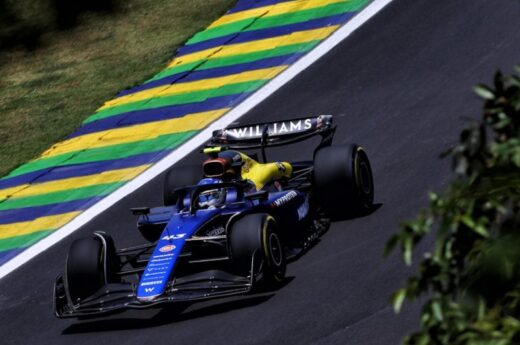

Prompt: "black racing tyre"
[230,214,286,287]
[313,144,374,217]
[65,233,120,304]
[65,237,104,303]
[163,165,202,206]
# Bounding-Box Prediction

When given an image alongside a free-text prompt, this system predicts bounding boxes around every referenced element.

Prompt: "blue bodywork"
[135,186,309,302]
[137,208,220,301]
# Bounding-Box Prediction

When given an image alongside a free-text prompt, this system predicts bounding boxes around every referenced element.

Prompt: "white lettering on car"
[290,121,302,131]
[146,264,168,272]
[223,119,316,139]
[150,257,172,263]
[161,233,187,241]
[271,191,298,208]
[148,262,171,267]
[152,253,174,259]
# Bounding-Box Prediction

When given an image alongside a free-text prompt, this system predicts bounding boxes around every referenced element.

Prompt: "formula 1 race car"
[54,115,374,318]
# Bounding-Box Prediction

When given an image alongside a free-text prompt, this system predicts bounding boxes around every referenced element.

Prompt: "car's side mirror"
[131,207,150,216]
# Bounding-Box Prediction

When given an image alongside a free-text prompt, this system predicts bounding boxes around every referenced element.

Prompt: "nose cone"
[137,293,160,303]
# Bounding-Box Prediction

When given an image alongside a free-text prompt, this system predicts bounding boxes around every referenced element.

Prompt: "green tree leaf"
[474,84,495,100]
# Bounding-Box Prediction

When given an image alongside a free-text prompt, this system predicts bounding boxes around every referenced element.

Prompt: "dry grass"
[0,0,235,177]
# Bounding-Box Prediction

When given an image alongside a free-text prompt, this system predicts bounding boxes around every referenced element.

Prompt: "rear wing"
[208,115,336,150]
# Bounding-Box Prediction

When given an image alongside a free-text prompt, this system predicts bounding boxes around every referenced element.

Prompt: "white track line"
[0,0,394,279]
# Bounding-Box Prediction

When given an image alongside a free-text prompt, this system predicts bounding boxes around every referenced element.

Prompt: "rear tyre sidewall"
[354,149,374,211]
[163,165,201,206]
[313,144,374,217]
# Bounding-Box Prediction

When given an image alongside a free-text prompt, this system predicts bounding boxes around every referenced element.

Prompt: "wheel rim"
[268,232,283,267]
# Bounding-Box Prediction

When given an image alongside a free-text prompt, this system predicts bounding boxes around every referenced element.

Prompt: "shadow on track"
[62,277,295,334]
[329,203,383,222]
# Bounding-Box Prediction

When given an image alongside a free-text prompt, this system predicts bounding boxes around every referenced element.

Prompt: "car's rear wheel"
[230,214,286,288]
[163,165,201,206]
[65,233,119,303]
[313,144,374,217]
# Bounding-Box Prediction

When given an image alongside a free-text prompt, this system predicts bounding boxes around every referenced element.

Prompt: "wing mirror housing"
[131,207,150,216]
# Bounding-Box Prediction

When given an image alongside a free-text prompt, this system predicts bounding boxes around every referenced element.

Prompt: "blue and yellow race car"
[54,115,374,318]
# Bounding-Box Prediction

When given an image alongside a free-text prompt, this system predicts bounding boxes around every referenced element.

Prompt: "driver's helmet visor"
[198,188,226,208]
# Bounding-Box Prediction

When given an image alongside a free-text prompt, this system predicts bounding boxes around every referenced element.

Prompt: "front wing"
[54,269,253,318]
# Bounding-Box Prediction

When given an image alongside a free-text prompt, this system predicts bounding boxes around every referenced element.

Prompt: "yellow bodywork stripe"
[40,108,230,159]
[101,66,286,110]
[209,0,346,29]
[167,26,338,69]
[0,165,150,201]
[0,212,81,240]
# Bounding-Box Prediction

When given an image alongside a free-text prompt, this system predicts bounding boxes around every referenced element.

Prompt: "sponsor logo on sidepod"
[271,191,298,208]
[159,244,175,253]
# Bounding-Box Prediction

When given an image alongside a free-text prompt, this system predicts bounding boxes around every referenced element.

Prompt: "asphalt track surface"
[1,0,520,344]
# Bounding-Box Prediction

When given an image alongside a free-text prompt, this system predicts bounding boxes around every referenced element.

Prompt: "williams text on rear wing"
[208,115,336,150]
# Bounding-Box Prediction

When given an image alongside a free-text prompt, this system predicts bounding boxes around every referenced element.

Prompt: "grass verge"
[0,0,235,178]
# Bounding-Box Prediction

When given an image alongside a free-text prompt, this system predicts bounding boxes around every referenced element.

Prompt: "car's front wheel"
[230,214,286,288]
[65,232,119,303]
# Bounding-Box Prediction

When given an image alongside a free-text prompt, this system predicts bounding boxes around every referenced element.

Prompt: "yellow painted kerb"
[0,212,81,240]
[39,108,230,159]
[0,165,150,201]
[101,66,287,110]
[209,0,348,29]
[167,26,338,69]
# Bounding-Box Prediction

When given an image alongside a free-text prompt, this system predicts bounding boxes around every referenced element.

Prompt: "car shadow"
[329,203,383,222]
[285,204,383,264]
[62,277,295,334]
